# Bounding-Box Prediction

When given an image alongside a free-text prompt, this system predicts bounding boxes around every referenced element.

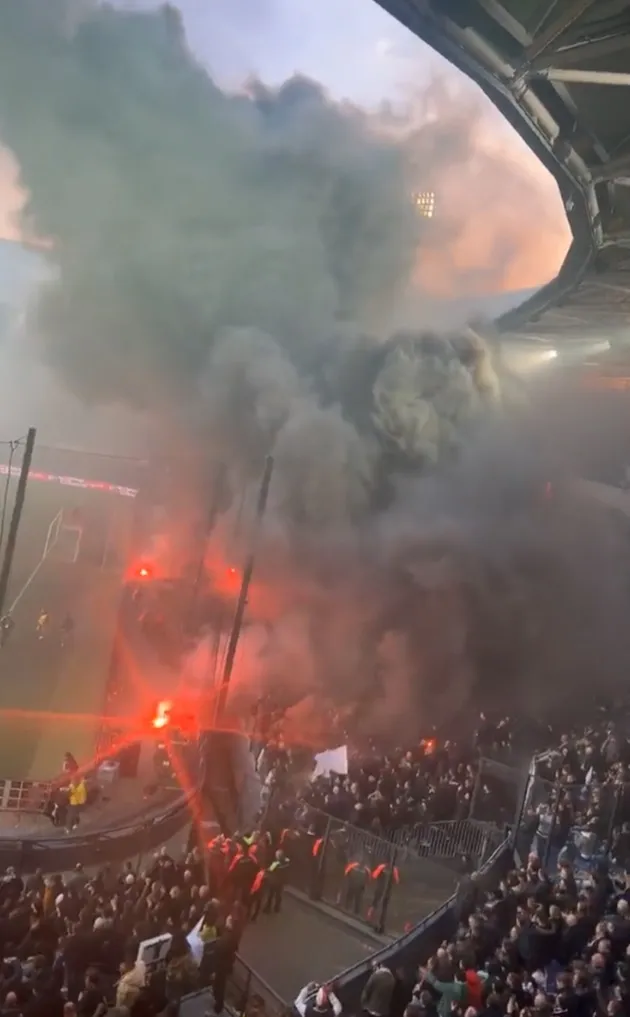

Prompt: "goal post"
[8,508,64,614]
[43,508,63,560]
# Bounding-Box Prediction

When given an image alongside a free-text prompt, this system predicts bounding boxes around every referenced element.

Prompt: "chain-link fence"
[516,755,630,875]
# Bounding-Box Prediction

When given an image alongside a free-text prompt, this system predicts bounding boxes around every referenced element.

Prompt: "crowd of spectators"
[255,710,525,842]
[365,841,630,1017]
[293,709,630,1017]
[256,703,630,854]
[525,712,630,873]
[3,704,630,1017]
[0,840,272,1017]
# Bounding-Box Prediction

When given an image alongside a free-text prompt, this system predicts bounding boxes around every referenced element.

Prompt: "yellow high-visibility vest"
[69,780,87,806]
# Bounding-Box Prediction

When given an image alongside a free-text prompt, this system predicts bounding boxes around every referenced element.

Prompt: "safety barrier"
[388,817,504,862]
[181,955,289,1017]
[0,786,193,872]
[0,779,53,812]
[278,805,462,936]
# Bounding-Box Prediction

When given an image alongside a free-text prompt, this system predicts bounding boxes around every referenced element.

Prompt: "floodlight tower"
[414,191,436,219]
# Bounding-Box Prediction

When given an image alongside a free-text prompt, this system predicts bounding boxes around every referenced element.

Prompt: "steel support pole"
[545,68,630,87]
[0,428,36,620]
[214,456,274,726]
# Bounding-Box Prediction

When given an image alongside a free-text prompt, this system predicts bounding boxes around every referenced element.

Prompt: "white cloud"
[375,37,395,59]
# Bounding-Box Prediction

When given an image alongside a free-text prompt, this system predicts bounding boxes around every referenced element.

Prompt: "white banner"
[186,916,205,966]
[313,745,348,778]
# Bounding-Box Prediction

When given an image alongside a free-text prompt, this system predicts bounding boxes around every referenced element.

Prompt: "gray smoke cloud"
[0,2,502,514]
[0,0,627,737]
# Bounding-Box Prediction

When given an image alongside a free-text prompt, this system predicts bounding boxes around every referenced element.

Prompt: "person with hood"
[361,963,395,1017]
[295,982,343,1017]
[463,965,489,1011]
[115,953,146,1010]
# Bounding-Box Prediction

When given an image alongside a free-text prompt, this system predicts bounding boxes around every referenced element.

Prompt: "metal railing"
[520,752,630,873]
[0,778,52,812]
[388,817,504,861]
[180,951,289,1017]
[275,805,464,936]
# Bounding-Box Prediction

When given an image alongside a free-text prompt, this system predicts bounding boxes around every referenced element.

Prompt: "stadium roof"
[375,0,630,346]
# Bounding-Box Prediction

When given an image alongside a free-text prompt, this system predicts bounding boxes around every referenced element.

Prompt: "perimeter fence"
[519,749,630,873]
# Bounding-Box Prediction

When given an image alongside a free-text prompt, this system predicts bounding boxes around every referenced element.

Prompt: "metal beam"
[589,153,630,183]
[531,31,630,70]
[544,309,593,324]
[602,232,630,249]
[475,0,608,167]
[475,0,530,44]
[590,280,630,297]
[525,0,599,63]
[542,68,630,87]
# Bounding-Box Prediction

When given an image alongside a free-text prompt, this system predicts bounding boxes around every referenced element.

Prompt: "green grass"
[0,473,133,780]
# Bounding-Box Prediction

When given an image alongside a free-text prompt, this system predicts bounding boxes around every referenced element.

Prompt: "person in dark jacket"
[361,964,395,1017]
[211,918,239,1015]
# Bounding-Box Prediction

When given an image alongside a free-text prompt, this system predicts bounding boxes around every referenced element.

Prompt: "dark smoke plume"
[0,1,628,737]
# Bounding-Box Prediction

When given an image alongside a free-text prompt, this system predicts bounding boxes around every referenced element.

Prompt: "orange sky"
[402,76,571,296]
[414,139,571,295]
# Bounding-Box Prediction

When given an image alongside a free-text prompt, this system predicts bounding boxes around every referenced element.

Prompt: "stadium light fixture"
[414,191,436,219]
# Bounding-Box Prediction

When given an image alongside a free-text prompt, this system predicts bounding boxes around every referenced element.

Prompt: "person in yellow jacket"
[66,777,87,833]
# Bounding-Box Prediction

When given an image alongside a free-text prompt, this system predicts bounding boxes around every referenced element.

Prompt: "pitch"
[0,469,134,782]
